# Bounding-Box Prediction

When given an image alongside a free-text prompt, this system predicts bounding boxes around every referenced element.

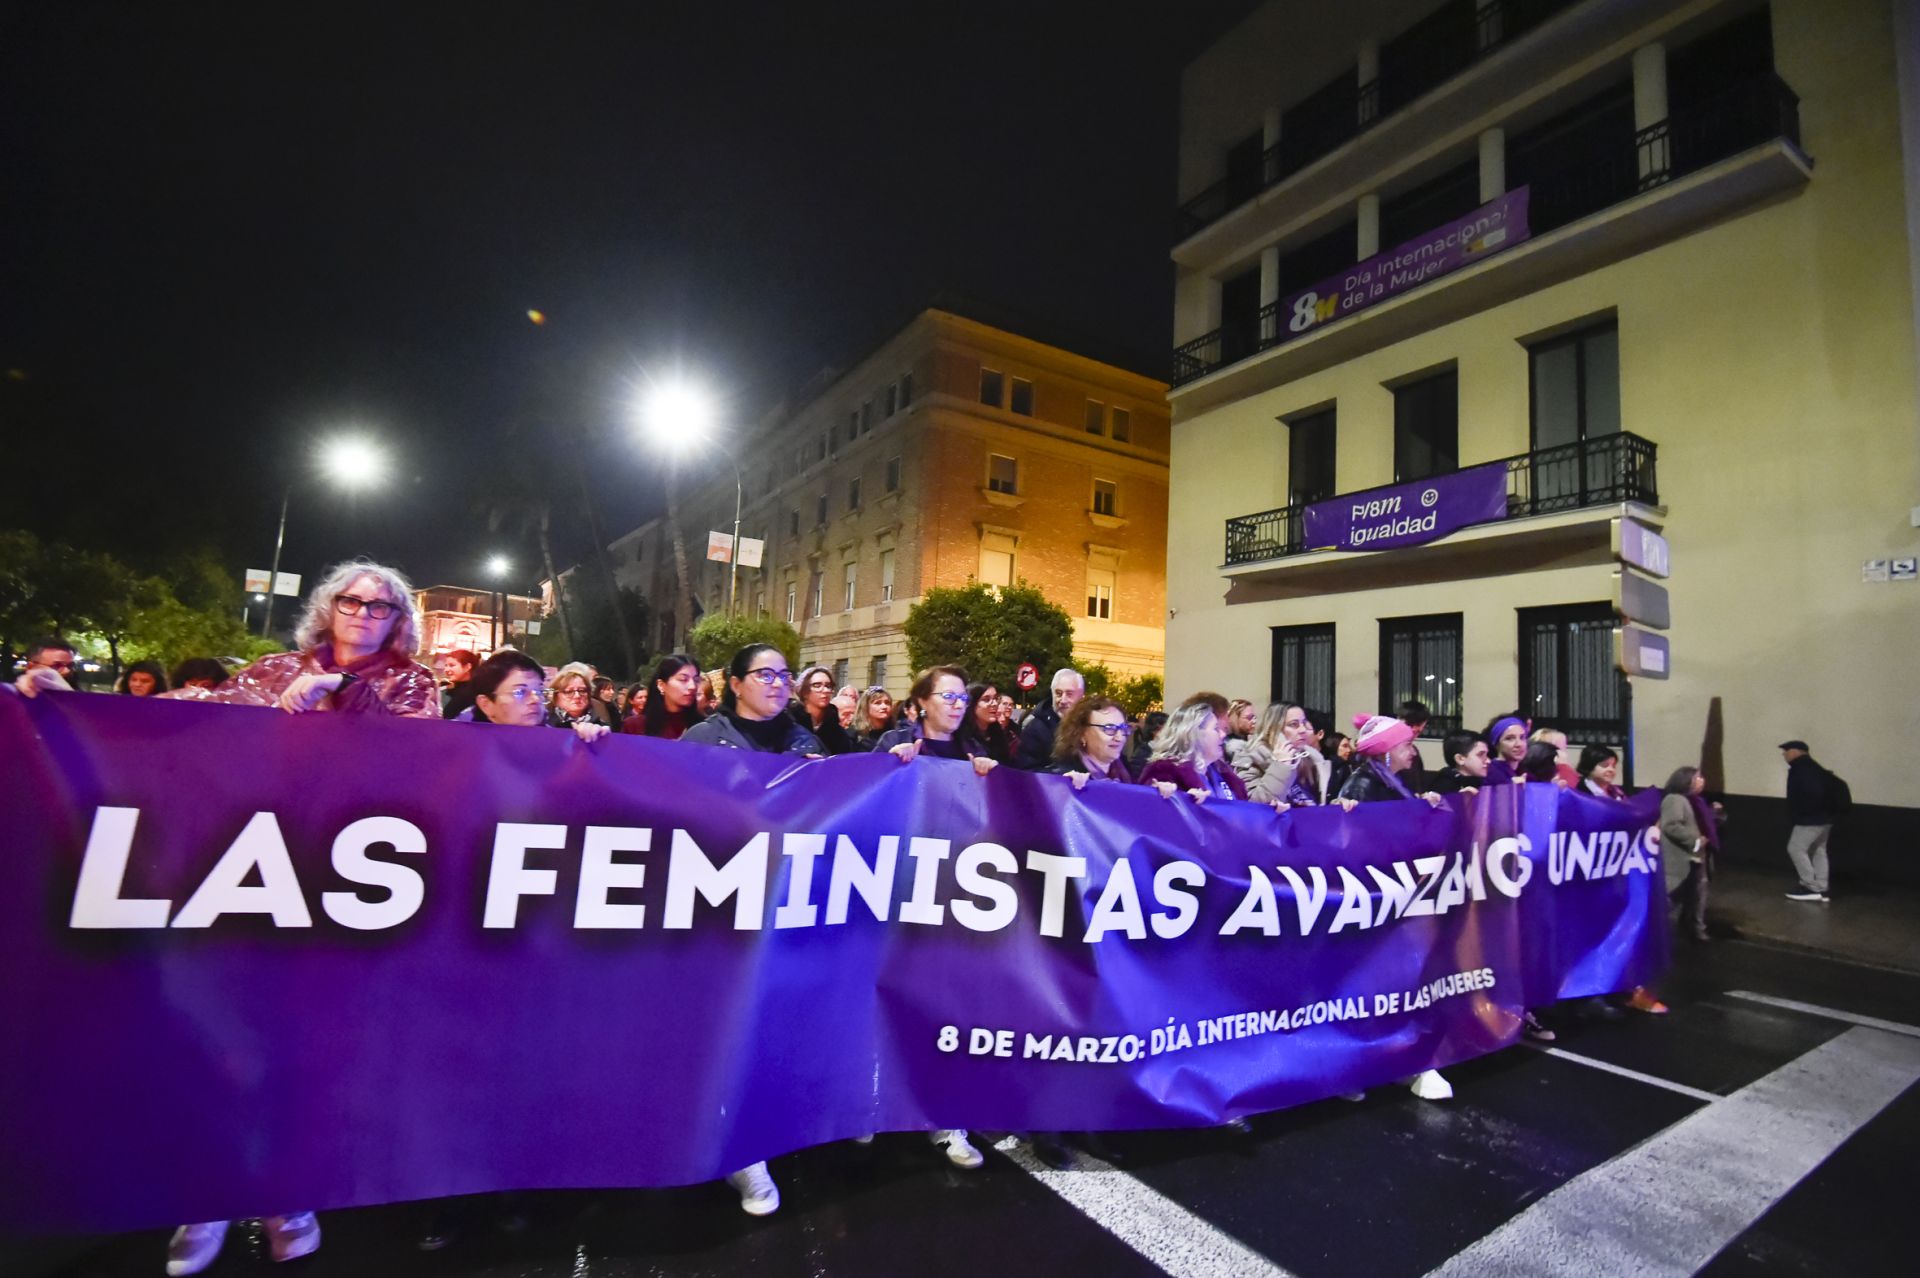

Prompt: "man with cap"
[1780,740,1835,902]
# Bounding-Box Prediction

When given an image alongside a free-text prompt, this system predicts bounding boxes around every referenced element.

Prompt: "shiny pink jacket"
[166,646,438,718]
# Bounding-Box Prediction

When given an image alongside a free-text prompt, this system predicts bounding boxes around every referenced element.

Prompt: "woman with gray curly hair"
[167,559,438,718]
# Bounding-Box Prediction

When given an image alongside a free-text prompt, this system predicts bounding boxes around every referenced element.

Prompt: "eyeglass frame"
[742,666,795,688]
[333,593,399,620]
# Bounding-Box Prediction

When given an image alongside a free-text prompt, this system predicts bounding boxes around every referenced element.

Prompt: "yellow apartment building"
[1164,0,1920,864]
[610,306,1170,693]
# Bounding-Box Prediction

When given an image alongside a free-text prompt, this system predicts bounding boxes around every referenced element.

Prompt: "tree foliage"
[1078,662,1165,719]
[687,612,802,676]
[903,580,1076,696]
[541,575,651,679]
[0,528,277,679]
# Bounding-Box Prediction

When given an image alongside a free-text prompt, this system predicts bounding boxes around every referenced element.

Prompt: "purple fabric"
[1305,462,1509,552]
[0,693,1665,1232]
[1274,187,1531,343]
[1689,793,1721,850]
[1363,757,1416,800]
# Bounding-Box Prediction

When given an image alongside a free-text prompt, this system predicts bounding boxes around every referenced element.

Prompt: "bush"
[687,613,802,676]
[903,580,1075,697]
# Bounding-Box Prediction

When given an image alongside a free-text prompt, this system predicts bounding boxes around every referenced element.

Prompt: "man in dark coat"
[1780,740,1835,902]
[1014,667,1084,770]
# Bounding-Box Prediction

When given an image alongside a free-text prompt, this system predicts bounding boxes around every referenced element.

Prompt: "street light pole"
[260,486,292,638]
[723,452,744,617]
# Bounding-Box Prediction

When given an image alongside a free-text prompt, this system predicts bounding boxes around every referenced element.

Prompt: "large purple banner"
[0,692,1665,1232]
[1275,186,1531,342]
[1303,461,1509,552]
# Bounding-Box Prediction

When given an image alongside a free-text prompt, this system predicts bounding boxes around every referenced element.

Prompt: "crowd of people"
[5,557,1774,1273]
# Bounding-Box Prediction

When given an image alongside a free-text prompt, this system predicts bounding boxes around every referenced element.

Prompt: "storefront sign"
[1276,188,1531,341]
[1304,463,1508,552]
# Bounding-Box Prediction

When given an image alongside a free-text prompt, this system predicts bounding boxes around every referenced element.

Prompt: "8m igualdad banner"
[0,693,1666,1231]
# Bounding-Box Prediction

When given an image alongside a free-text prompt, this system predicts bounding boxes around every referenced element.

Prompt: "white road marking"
[1523,1043,1722,1103]
[1426,1027,1920,1278]
[999,1140,1297,1278]
[1725,989,1920,1038]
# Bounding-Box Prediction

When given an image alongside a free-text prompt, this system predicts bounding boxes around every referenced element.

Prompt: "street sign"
[1612,569,1671,629]
[1611,517,1669,579]
[1015,662,1039,691]
[1615,626,1670,679]
[247,569,302,597]
[706,531,734,562]
[736,536,765,568]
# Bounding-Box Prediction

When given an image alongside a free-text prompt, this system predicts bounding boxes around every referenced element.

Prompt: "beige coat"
[1659,792,1703,893]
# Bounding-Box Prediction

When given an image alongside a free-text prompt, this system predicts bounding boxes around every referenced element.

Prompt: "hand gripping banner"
[0,693,1667,1231]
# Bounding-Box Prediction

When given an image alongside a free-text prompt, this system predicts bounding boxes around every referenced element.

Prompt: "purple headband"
[1490,716,1529,744]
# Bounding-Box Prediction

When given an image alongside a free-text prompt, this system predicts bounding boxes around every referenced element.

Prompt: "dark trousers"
[1670,861,1709,939]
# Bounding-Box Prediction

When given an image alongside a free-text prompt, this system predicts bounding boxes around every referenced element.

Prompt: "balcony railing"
[1222,431,1658,566]
[1173,71,1801,387]
[1176,0,1580,240]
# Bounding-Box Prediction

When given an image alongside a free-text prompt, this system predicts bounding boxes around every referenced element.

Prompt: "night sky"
[2,2,1257,593]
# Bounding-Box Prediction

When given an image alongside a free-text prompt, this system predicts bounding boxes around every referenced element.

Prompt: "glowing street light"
[635,379,743,615]
[485,554,513,578]
[260,434,394,638]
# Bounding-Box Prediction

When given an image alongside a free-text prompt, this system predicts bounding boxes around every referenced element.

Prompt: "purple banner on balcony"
[1277,187,1530,341]
[1305,461,1509,552]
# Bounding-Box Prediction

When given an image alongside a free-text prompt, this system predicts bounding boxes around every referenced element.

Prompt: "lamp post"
[485,554,513,652]
[639,381,745,616]
[259,437,389,638]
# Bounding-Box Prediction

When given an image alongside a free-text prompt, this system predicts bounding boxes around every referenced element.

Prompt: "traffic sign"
[1015,662,1039,691]
[1615,626,1670,679]
[1612,569,1671,630]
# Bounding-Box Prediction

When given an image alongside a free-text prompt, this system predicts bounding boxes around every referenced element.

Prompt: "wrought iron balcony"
[1175,0,1580,241]
[1222,431,1658,566]
[1173,71,1801,388]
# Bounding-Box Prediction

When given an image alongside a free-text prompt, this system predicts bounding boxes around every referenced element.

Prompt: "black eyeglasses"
[334,594,397,620]
[1088,722,1132,738]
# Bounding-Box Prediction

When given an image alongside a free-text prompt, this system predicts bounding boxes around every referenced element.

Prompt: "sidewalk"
[1709,860,1920,974]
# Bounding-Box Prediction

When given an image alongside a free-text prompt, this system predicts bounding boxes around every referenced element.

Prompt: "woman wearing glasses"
[1049,695,1181,795]
[166,559,437,719]
[158,561,432,1274]
[956,682,1016,765]
[788,665,856,754]
[545,670,600,730]
[1137,701,1252,803]
[874,666,998,777]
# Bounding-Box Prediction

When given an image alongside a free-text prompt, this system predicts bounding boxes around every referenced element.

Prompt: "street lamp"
[638,379,745,616]
[259,435,390,638]
[485,555,513,652]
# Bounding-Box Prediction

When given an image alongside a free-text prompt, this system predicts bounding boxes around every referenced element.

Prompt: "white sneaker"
[725,1162,780,1216]
[264,1212,321,1263]
[851,1132,874,1145]
[931,1128,984,1169]
[166,1221,229,1276]
[1406,1069,1454,1101]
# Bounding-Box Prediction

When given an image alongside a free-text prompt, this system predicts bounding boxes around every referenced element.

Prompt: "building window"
[817,434,828,463]
[899,372,913,407]
[1010,377,1034,416]
[816,494,828,527]
[988,454,1018,495]
[979,367,1004,407]
[885,455,902,492]
[1519,604,1629,754]
[1092,479,1117,517]
[869,654,888,689]
[979,531,1016,589]
[848,477,861,510]
[1084,400,1105,435]
[879,548,895,602]
[1393,369,1459,482]
[1530,321,1622,505]
[809,570,824,618]
[1270,623,1335,718]
[885,383,899,417]
[1110,407,1131,442]
[848,409,859,439]
[860,400,874,435]
[1086,569,1115,619]
[754,589,766,618]
[843,561,857,611]
[785,581,798,624]
[1287,407,1338,508]
[832,658,849,689]
[788,510,800,538]
[1379,613,1462,738]
[829,423,839,455]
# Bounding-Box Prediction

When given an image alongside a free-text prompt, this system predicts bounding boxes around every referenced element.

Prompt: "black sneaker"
[1522,1010,1556,1042]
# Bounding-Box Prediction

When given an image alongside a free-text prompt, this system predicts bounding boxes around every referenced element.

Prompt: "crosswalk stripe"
[1523,1043,1722,1103]
[999,1140,1297,1278]
[1424,1026,1920,1278]
[1725,989,1920,1038]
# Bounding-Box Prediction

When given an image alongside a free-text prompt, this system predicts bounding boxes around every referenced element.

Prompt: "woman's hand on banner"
[889,740,921,764]
[278,673,344,714]
[1151,781,1178,799]
[1186,788,1209,803]
[1419,792,1445,809]
[1064,770,1090,790]
[971,756,997,777]
[570,722,610,744]
[1334,798,1358,812]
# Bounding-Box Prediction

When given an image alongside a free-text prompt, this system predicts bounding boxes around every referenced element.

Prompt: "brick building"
[610,307,1170,693]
